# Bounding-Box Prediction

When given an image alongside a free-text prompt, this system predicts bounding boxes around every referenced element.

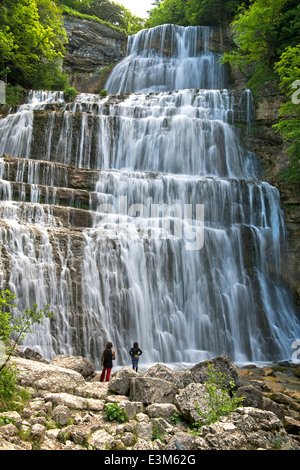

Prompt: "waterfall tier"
[106,24,226,93]
[0,25,299,368]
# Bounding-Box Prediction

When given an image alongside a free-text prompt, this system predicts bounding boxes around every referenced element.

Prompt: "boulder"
[192,407,300,450]
[236,385,285,422]
[165,431,196,450]
[0,411,22,429]
[284,417,300,435]
[23,347,49,363]
[144,363,193,389]
[9,357,86,393]
[129,377,178,404]
[52,405,71,426]
[261,397,285,422]
[45,391,105,411]
[236,385,264,408]
[50,354,95,380]
[144,363,180,386]
[30,423,46,443]
[174,383,211,423]
[88,429,116,450]
[146,403,179,422]
[191,355,241,390]
[108,366,138,396]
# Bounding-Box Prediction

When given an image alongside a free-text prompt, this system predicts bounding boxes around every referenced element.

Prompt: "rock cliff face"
[63,15,127,93]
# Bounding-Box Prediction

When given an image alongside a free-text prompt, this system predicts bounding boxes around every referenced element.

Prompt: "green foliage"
[0,289,52,367]
[222,0,287,78]
[64,86,78,101]
[220,0,300,186]
[273,44,300,186]
[152,421,165,440]
[0,290,52,350]
[4,84,24,107]
[170,412,184,425]
[0,0,68,89]
[186,0,248,27]
[222,0,299,89]
[146,0,248,28]
[100,89,108,97]
[191,364,244,433]
[146,0,188,27]
[0,289,51,412]
[59,1,145,35]
[104,402,128,423]
[0,364,18,410]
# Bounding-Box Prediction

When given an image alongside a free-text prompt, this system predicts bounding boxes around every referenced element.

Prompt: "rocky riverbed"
[0,346,299,451]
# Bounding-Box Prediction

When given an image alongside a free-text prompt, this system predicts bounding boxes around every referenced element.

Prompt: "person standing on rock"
[129,342,142,372]
[100,341,115,382]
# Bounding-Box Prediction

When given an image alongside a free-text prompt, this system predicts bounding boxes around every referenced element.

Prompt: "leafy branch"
[191,364,244,433]
[0,289,52,372]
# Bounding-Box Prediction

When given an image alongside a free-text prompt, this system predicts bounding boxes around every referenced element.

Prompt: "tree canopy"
[56,0,145,34]
[221,0,300,186]
[0,0,145,90]
[145,0,250,28]
[0,0,68,89]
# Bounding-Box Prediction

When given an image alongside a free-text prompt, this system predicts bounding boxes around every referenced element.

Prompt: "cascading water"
[0,24,299,368]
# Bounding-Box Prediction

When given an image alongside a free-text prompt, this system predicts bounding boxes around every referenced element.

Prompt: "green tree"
[221,0,292,90]
[0,0,68,89]
[0,289,52,411]
[118,6,145,35]
[273,45,300,186]
[146,0,248,28]
[0,289,52,369]
[221,0,300,186]
[79,0,125,26]
[146,0,188,27]
[186,0,248,27]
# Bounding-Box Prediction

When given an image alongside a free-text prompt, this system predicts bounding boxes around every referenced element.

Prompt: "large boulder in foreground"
[50,354,95,380]
[192,407,299,450]
[174,383,211,423]
[129,377,178,404]
[144,363,193,389]
[191,355,241,390]
[109,366,138,396]
[8,357,86,393]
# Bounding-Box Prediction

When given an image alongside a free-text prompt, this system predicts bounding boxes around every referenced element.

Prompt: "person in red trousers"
[100,341,115,382]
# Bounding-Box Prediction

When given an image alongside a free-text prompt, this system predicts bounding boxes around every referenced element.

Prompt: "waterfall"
[0,25,299,368]
[105,24,226,93]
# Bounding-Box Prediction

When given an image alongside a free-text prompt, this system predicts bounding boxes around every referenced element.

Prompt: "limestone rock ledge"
[63,15,127,93]
[0,353,299,451]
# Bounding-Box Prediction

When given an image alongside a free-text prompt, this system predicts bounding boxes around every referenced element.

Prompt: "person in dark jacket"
[129,342,142,372]
[100,341,115,382]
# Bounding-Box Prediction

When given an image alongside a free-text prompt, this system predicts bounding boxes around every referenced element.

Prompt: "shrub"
[64,86,78,101]
[100,89,108,97]
[192,364,244,433]
[0,289,51,412]
[104,402,128,423]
